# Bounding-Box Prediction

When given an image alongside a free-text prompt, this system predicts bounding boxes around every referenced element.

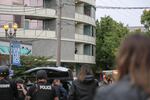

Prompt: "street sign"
[9,69,14,77]
[12,41,21,66]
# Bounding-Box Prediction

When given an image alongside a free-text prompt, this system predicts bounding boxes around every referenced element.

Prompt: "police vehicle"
[20,66,73,92]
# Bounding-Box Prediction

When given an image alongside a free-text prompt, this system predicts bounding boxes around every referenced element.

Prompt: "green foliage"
[12,56,55,76]
[141,10,150,32]
[20,56,55,68]
[96,16,129,70]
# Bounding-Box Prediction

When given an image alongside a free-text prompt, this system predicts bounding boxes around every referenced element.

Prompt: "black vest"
[0,79,15,100]
[31,83,55,100]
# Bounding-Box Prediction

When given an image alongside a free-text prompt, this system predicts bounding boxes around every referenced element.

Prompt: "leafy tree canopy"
[96,16,129,70]
[141,10,150,32]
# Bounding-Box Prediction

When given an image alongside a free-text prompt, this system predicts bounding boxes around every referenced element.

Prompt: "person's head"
[0,65,9,78]
[78,64,93,81]
[53,79,61,86]
[16,78,24,89]
[16,78,24,84]
[36,70,47,83]
[116,34,150,92]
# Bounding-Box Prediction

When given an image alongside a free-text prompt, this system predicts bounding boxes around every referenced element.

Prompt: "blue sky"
[96,0,150,26]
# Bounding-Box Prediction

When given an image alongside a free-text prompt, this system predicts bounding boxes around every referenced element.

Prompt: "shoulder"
[95,79,139,100]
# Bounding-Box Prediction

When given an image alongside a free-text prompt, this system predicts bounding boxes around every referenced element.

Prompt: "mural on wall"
[0,45,32,55]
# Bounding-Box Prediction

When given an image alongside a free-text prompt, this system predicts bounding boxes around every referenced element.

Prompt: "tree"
[12,56,55,76]
[141,10,150,32]
[96,16,129,70]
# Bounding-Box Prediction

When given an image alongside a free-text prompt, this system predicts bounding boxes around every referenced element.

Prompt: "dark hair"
[116,34,150,92]
[36,70,47,80]
[78,64,93,81]
[16,78,24,83]
[0,65,9,77]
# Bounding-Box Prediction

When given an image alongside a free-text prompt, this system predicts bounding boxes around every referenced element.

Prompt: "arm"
[25,85,34,100]
[54,97,59,100]
[25,96,31,100]
[19,84,27,95]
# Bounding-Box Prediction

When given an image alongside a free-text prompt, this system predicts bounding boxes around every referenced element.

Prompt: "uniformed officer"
[25,70,59,100]
[0,65,18,100]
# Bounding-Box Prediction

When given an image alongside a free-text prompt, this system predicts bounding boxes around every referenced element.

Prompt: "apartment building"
[0,0,96,67]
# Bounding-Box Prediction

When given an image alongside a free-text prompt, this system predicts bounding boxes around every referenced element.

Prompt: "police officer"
[25,70,59,100]
[0,65,18,100]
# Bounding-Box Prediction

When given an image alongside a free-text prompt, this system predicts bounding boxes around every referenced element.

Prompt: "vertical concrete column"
[75,3,84,14]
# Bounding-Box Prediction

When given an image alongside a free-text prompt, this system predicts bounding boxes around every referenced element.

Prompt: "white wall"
[75,3,84,14]
[75,23,84,34]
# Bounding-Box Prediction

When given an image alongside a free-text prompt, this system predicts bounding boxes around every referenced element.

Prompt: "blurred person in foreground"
[94,34,150,100]
[25,70,58,100]
[0,65,18,100]
[69,64,99,100]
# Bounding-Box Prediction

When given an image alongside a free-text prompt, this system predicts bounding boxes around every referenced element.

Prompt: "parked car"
[16,66,73,92]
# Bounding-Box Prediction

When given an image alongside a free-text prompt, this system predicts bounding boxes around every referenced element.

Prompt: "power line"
[96,6,150,9]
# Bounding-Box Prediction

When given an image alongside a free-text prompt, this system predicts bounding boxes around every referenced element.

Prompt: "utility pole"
[56,0,62,66]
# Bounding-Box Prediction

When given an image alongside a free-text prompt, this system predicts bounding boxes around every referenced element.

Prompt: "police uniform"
[0,66,18,100]
[27,82,57,100]
[26,70,58,100]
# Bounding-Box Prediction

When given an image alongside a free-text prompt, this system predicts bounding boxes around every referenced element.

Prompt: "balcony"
[0,28,56,39]
[49,54,95,64]
[75,13,95,26]
[75,34,95,45]
[76,0,95,6]
[0,4,56,18]
[75,54,95,64]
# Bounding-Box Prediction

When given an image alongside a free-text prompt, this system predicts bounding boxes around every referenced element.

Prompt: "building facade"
[0,0,96,66]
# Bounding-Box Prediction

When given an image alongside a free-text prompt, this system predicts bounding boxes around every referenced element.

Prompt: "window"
[25,19,29,29]
[84,44,91,55]
[14,15,22,28]
[84,4,91,16]
[84,25,91,36]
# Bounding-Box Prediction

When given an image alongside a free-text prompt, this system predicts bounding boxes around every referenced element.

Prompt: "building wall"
[75,43,84,55]
[75,3,84,14]
[61,20,75,39]
[60,0,75,18]
[75,24,84,34]
[32,39,74,61]
[0,0,96,64]
[0,0,23,5]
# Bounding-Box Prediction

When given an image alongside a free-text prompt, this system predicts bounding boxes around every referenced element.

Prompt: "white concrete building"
[0,0,96,67]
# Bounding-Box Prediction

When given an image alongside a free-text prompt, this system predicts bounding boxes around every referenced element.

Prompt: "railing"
[76,0,95,6]
[48,54,95,64]
[75,54,95,64]
[75,13,96,26]
[0,4,56,18]
[75,34,95,45]
[0,28,56,39]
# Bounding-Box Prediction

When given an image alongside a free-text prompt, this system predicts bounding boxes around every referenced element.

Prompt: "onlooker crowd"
[94,34,150,100]
[1,33,150,100]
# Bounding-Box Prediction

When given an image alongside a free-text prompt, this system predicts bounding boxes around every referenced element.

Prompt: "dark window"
[14,15,22,28]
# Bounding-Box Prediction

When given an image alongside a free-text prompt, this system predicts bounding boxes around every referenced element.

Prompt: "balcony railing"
[76,0,95,6]
[75,13,95,26]
[0,28,56,39]
[0,4,56,18]
[75,54,95,64]
[75,34,95,45]
[48,54,95,64]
